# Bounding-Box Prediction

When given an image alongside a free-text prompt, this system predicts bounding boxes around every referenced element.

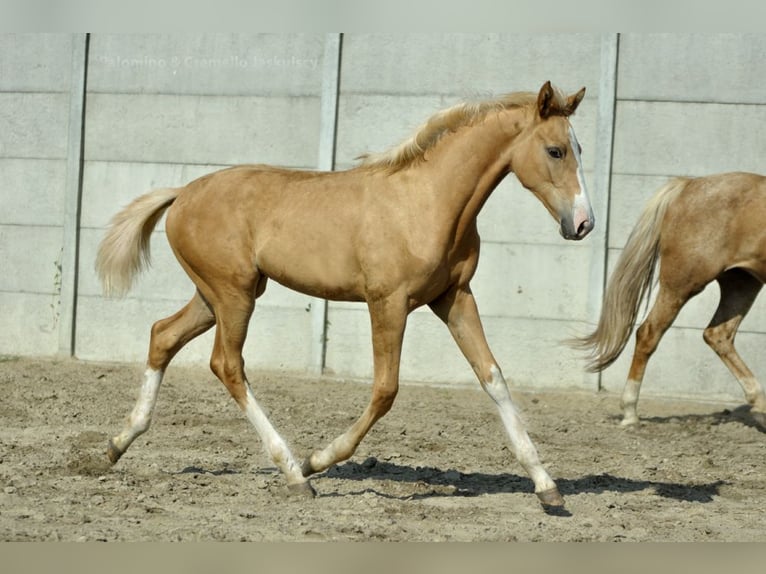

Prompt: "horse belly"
[255,233,365,302]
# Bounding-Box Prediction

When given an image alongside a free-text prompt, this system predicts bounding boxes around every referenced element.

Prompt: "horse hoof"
[301,457,317,477]
[537,487,564,508]
[620,417,639,427]
[106,439,123,464]
[287,481,317,498]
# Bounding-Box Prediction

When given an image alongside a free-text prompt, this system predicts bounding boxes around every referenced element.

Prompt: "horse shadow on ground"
[608,404,766,433]
[641,405,766,434]
[173,459,724,519]
[170,405,762,512]
[171,459,726,518]
[316,458,726,506]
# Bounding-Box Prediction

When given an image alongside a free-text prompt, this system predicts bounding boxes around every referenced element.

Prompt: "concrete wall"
[0,34,74,356]
[2,33,765,404]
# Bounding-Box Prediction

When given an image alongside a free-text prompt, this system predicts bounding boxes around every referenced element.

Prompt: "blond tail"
[572,177,690,372]
[95,187,181,297]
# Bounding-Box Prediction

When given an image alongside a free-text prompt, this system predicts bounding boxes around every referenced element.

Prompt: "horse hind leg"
[207,287,313,496]
[703,269,766,425]
[621,283,690,426]
[108,290,216,463]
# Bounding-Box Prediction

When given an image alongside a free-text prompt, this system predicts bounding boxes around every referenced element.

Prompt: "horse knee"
[703,324,733,354]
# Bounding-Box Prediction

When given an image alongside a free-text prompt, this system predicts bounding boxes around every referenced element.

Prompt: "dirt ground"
[1,356,764,542]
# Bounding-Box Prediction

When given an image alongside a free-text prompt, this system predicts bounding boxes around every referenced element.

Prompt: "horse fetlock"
[301,447,339,477]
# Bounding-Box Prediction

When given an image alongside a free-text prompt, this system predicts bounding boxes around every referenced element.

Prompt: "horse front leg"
[302,294,407,477]
[429,285,563,508]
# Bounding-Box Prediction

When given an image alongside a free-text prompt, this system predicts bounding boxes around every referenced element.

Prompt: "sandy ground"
[0,356,764,542]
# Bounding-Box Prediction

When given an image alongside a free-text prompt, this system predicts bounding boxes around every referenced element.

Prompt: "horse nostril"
[576,219,593,238]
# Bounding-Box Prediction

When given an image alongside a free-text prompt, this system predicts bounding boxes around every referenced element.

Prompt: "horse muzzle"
[559,206,595,241]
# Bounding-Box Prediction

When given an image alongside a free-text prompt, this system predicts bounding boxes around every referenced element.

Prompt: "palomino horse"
[96,81,593,509]
[575,172,766,427]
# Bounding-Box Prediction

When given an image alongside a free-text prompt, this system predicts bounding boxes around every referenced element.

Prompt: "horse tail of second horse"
[95,187,181,297]
[573,177,690,372]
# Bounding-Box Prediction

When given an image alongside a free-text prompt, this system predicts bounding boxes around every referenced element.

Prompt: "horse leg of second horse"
[704,271,766,426]
[622,286,687,426]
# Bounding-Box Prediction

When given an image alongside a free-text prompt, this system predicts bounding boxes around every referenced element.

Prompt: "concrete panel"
[341,34,601,98]
[0,158,66,225]
[323,305,373,380]
[0,93,70,159]
[88,33,324,96]
[80,161,227,229]
[324,305,593,389]
[613,101,766,176]
[84,93,320,166]
[76,296,312,371]
[475,315,593,390]
[618,34,766,104]
[77,227,195,301]
[0,34,73,92]
[0,225,63,294]
[607,174,672,248]
[0,292,60,356]
[471,241,594,322]
[599,326,766,403]
[335,94,443,168]
[404,312,593,390]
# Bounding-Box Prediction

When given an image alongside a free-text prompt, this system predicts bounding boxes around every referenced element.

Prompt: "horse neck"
[421,107,527,224]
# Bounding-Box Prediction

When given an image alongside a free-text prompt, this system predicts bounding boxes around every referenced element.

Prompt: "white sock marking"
[484,365,556,493]
[242,385,304,482]
[568,126,594,228]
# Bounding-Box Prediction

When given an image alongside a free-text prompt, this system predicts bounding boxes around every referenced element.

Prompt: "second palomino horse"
[96,81,594,509]
[575,172,766,428]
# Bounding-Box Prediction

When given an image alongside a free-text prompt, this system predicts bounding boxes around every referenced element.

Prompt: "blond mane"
[357,88,568,172]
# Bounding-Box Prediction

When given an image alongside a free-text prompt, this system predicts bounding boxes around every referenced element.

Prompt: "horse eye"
[547,147,563,159]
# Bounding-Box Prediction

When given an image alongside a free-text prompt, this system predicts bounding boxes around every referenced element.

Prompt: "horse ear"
[565,87,586,115]
[537,81,555,119]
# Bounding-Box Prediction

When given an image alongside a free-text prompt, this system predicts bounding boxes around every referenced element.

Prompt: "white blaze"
[568,126,594,229]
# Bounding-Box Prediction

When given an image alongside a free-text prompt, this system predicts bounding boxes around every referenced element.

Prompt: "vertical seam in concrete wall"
[588,33,619,390]
[309,33,343,375]
[58,33,89,357]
